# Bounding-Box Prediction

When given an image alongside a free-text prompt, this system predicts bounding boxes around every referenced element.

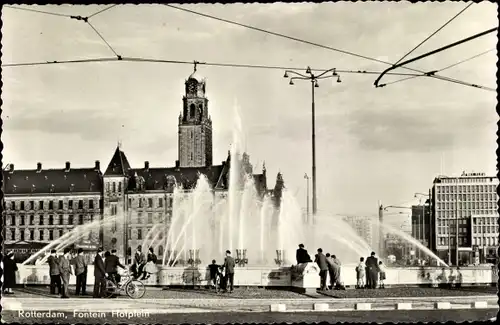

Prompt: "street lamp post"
[304,173,310,224]
[284,67,341,224]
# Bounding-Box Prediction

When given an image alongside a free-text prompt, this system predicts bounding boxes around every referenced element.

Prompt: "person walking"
[58,248,73,298]
[141,247,158,280]
[314,248,328,291]
[365,252,379,289]
[222,250,235,293]
[47,249,62,295]
[132,246,146,280]
[93,248,107,298]
[105,249,126,285]
[2,251,18,294]
[296,244,312,264]
[355,257,366,289]
[72,248,88,295]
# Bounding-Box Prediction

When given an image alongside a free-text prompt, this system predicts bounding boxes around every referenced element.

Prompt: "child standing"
[355,257,366,289]
[378,261,386,289]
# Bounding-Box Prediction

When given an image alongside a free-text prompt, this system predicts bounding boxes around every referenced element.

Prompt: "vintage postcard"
[1,2,497,324]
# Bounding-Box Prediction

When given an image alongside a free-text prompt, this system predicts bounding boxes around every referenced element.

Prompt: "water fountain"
[22,102,496,290]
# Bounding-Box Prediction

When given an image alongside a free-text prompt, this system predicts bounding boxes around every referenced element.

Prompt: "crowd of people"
[296,244,388,290]
[43,245,158,298]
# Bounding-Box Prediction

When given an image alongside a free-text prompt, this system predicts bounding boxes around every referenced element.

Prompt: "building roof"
[187,70,205,83]
[3,164,103,195]
[127,164,226,192]
[104,146,132,176]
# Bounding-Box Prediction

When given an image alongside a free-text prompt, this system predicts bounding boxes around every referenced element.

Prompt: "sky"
[1,2,498,223]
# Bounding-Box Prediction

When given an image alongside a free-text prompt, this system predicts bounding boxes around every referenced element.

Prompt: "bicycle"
[104,270,146,299]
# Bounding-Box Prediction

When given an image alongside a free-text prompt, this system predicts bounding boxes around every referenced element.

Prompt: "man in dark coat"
[365,251,379,289]
[296,244,312,264]
[132,246,146,279]
[314,248,328,291]
[58,248,73,298]
[72,248,88,295]
[47,249,62,295]
[2,251,18,294]
[222,250,236,293]
[105,249,125,285]
[93,248,107,298]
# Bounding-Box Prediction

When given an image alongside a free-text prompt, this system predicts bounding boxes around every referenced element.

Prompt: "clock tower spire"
[178,65,213,168]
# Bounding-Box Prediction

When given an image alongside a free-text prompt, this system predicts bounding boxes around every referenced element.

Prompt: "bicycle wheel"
[104,279,117,298]
[125,280,146,299]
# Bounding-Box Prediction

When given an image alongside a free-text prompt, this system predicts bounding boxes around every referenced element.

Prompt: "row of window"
[436,201,496,210]
[7,199,102,211]
[437,227,471,235]
[127,197,174,209]
[473,237,497,246]
[127,228,164,240]
[9,214,96,226]
[105,181,122,193]
[438,236,469,246]
[436,209,497,218]
[472,225,498,234]
[436,193,497,202]
[7,228,96,241]
[436,184,496,193]
[132,212,171,224]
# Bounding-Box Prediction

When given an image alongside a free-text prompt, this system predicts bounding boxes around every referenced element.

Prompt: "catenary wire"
[4,4,493,91]
[393,2,473,65]
[164,4,487,91]
[88,4,118,19]
[380,48,496,88]
[3,5,73,17]
[0,56,429,78]
[436,48,495,73]
[85,21,121,57]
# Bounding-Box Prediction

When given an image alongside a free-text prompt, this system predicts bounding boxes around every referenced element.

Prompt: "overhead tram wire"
[383,48,496,87]
[88,4,118,19]
[3,5,73,18]
[393,2,473,65]
[1,56,429,78]
[85,21,121,58]
[164,4,487,91]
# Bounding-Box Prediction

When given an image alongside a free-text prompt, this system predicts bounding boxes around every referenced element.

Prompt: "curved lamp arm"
[316,68,338,79]
[284,70,310,79]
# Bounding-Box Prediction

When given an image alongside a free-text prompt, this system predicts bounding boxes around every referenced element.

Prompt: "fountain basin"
[14,264,497,288]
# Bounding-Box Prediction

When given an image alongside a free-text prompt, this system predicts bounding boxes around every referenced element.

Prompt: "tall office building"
[431,172,498,265]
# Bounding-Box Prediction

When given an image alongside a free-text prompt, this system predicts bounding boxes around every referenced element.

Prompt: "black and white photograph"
[0,2,498,324]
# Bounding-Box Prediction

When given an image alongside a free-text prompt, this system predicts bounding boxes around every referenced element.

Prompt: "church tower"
[178,65,213,168]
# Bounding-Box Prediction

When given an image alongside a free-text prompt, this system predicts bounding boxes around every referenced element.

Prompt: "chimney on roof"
[9,164,14,173]
[95,160,100,171]
[65,161,70,172]
[144,161,150,170]
[37,162,42,172]
[175,160,180,168]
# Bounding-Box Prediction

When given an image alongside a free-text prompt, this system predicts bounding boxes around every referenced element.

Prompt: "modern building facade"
[411,203,432,259]
[3,70,284,263]
[430,172,498,265]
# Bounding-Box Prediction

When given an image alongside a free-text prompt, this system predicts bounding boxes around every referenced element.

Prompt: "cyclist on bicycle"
[104,249,126,286]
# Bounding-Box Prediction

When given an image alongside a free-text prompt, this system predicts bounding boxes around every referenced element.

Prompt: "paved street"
[2,309,497,324]
[11,285,497,299]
